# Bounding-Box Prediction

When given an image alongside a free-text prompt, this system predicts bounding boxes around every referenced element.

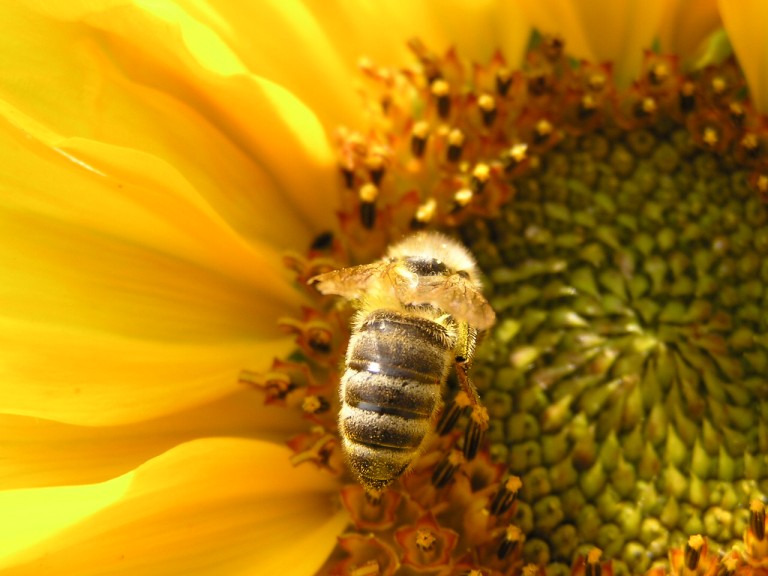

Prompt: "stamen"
[470,163,490,194]
[534,119,553,145]
[302,394,330,415]
[412,198,437,230]
[750,499,766,541]
[436,390,472,435]
[585,548,603,576]
[478,93,497,127]
[358,183,378,229]
[635,96,657,118]
[431,79,451,119]
[451,188,473,213]
[496,67,512,96]
[679,81,696,113]
[365,152,386,186]
[411,121,430,158]
[446,128,465,162]
[489,475,523,515]
[649,62,669,85]
[463,405,489,460]
[502,143,528,173]
[431,449,465,488]
[684,534,705,570]
[497,524,524,560]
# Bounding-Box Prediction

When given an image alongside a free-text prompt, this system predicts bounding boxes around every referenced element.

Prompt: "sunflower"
[2,1,768,575]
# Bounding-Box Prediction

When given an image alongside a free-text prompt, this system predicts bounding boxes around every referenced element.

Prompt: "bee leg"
[453,321,488,460]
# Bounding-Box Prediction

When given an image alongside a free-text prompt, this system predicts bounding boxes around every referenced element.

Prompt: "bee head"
[387,231,481,285]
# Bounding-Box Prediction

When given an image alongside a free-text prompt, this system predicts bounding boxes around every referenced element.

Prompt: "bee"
[309,231,495,492]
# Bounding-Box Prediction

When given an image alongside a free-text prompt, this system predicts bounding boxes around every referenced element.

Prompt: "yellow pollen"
[536,119,553,136]
[730,101,745,116]
[688,534,704,551]
[302,395,322,413]
[587,548,602,564]
[741,133,758,150]
[365,154,385,171]
[702,127,719,146]
[510,143,528,162]
[478,93,495,111]
[505,524,524,542]
[350,560,380,576]
[454,188,473,206]
[650,63,668,84]
[711,76,727,94]
[412,120,429,139]
[447,449,465,466]
[431,78,449,97]
[415,528,436,551]
[588,74,606,91]
[472,163,490,181]
[415,198,437,223]
[523,564,539,576]
[359,183,378,202]
[505,476,523,492]
[640,97,657,115]
[448,128,465,147]
[471,405,489,426]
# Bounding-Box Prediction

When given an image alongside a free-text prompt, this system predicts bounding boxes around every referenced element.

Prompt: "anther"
[364,489,382,506]
[588,74,606,92]
[679,81,696,113]
[649,62,669,85]
[497,525,524,560]
[431,449,465,488]
[496,68,512,96]
[411,198,437,230]
[446,128,465,162]
[436,391,472,435]
[365,154,386,186]
[310,231,334,251]
[684,534,705,570]
[302,395,330,415]
[470,163,490,194]
[527,72,549,97]
[719,556,739,576]
[711,76,727,95]
[701,126,719,148]
[729,102,746,126]
[478,93,497,127]
[635,97,657,118]
[585,548,603,576]
[463,405,489,460]
[543,35,564,61]
[431,79,451,119]
[358,183,378,229]
[502,143,528,173]
[750,499,766,541]
[239,370,295,401]
[307,327,333,354]
[341,163,355,189]
[451,189,473,213]
[489,475,523,515]
[534,119,553,145]
[579,94,597,119]
[410,121,430,158]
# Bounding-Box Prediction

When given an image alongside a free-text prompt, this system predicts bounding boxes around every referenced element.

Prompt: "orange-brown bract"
[309,231,495,491]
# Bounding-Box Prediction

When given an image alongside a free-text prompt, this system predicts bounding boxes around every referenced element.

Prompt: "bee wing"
[308,261,397,300]
[395,273,496,330]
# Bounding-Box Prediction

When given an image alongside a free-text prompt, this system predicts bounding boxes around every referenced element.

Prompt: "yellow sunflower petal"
[657,0,721,61]
[719,0,768,114]
[0,317,293,425]
[2,1,337,238]
[516,0,669,84]
[1,386,307,491]
[0,438,347,575]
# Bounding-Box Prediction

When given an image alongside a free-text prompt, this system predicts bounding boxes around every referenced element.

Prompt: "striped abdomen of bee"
[338,309,453,491]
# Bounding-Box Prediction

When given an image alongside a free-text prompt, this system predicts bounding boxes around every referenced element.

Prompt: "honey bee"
[309,231,495,492]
